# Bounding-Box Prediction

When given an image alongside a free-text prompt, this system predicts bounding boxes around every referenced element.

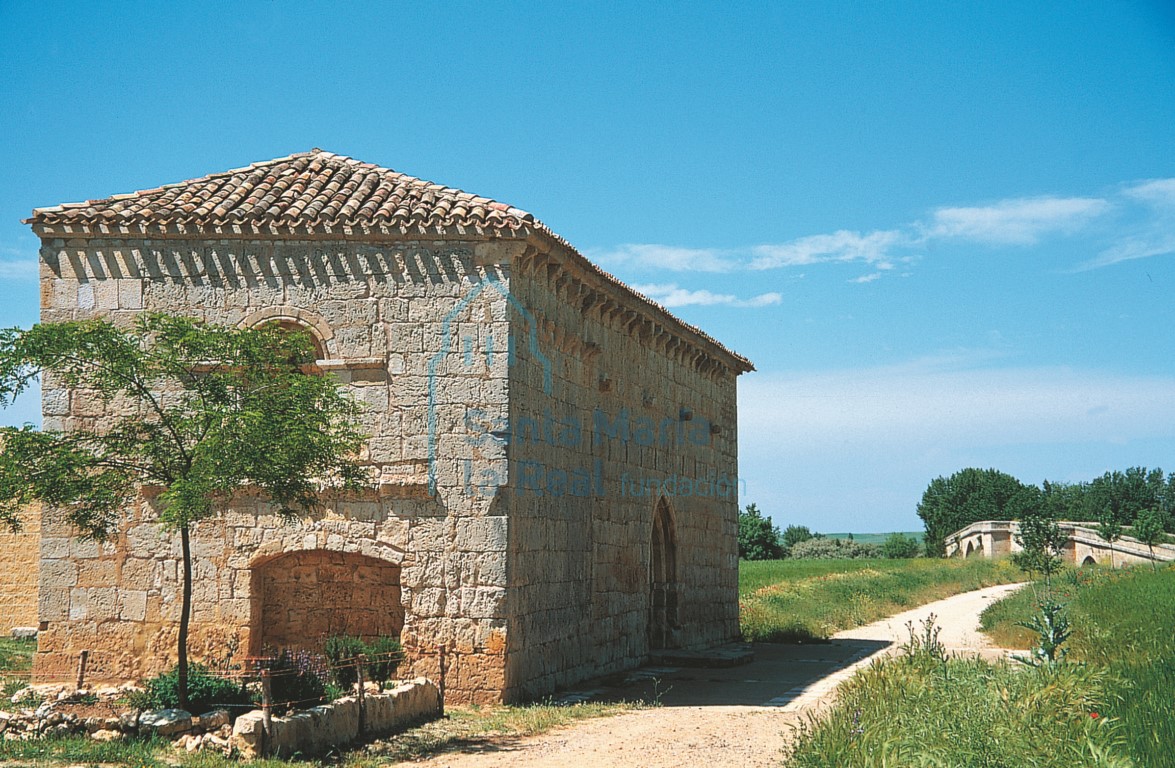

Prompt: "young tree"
[738,503,783,560]
[1095,508,1123,569]
[1130,508,1171,572]
[1013,508,1067,596]
[0,315,368,708]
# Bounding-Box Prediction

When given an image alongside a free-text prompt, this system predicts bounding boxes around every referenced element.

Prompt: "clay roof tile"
[27,149,752,370]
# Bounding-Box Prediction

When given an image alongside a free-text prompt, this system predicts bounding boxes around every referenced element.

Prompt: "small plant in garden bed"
[254,649,330,713]
[139,663,252,716]
[324,635,367,689]
[324,634,405,691]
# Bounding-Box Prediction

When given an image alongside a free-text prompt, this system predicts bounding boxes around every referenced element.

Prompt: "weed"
[1012,598,1071,666]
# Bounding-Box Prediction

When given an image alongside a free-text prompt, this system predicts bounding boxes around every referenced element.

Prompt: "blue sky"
[1,2,1173,532]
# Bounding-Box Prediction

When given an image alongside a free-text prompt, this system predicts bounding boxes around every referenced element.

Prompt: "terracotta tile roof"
[29,149,752,372]
[29,149,533,234]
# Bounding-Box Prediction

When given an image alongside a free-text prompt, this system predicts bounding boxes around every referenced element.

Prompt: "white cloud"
[588,178,1172,284]
[739,362,1175,450]
[633,282,781,308]
[0,259,38,280]
[749,230,903,270]
[927,196,1111,245]
[587,243,734,273]
[1123,178,1175,208]
[1075,233,1175,271]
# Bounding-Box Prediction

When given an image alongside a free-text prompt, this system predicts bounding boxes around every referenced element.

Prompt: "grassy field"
[788,564,1175,767]
[981,565,1175,764]
[739,556,1022,642]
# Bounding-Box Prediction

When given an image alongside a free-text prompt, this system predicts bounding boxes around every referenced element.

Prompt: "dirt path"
[390,583,1027,768]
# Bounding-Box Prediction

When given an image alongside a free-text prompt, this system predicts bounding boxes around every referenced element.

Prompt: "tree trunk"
[178,525,192,710]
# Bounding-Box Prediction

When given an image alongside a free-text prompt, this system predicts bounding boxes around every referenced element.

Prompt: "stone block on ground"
[138,708,194,737]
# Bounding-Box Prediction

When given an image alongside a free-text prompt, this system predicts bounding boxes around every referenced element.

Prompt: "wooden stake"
[356,654,367,736]
[75,650,89,691]
[260,669,273,757]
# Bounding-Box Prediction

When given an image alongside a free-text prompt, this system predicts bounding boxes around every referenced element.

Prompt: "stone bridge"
[945,520,1175,567]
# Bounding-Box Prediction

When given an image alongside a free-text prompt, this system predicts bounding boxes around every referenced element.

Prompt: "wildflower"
[1090,712,1099,719]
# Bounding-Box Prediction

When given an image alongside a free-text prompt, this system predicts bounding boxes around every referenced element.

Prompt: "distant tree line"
[738,504,920,561]
[917,466,1175,556]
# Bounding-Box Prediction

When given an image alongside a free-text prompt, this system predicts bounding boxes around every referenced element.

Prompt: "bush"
[789,537,880,560]
[141,663,252,715]
[881,533,921,559]
[365,636,404,687]
[324,635,404,690]
[255,649,328,713]
[324,635,367,689]
[781,525,817,556]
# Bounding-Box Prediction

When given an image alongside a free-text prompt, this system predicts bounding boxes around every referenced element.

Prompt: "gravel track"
[392,583,1027,768]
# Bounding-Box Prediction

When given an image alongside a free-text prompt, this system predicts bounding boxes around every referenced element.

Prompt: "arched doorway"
[649,499,680,651]
[251,550,403,653]
[1081,555,1097,567]
[964,541,975,558]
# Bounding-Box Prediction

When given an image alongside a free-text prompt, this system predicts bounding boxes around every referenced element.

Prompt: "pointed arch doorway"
[649,498,680,651]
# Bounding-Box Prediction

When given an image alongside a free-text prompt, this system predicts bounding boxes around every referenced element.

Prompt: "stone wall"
[231,678,441,759]
[32,229,743,703]
[0,504,40,633]
[499,247,740,699]
[34,234,514,702]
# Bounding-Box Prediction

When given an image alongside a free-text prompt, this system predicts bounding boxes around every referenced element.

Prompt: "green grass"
[0,734,170,767]
[0,635,36,698]
[786,652,1132,768]
[980,565,1175,765]
[791,564,1175,767]
[739,556,1022,642]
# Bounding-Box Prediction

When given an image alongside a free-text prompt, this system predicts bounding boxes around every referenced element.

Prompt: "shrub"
[255,649,328,713]
[881,533,921,559]
[365,636,404,687]
[323,635,404,690]
[789,537,880,560]
[141,663,251,715]
[324,635,367,689]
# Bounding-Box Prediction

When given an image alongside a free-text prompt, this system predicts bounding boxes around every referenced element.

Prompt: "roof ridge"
[31,149,536,223]
[25,150,749,371]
